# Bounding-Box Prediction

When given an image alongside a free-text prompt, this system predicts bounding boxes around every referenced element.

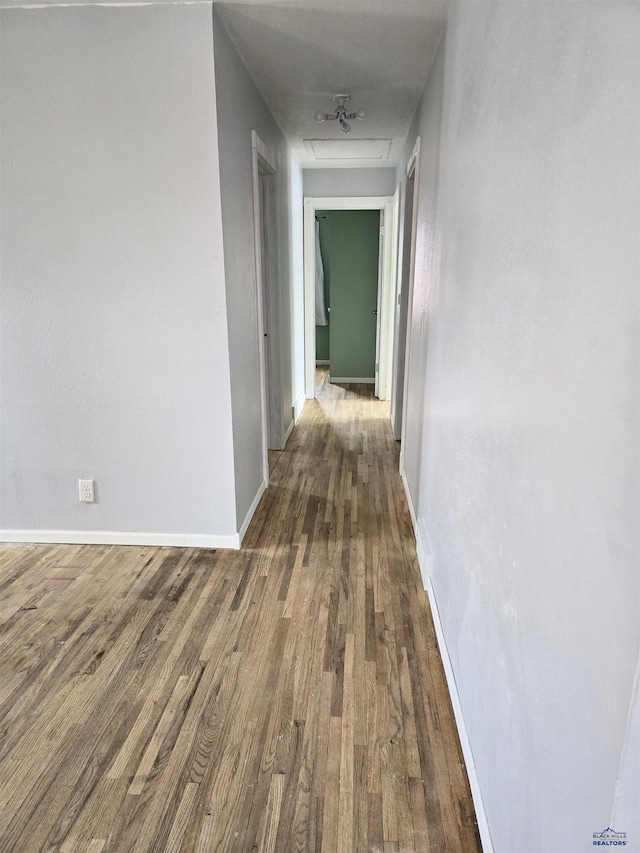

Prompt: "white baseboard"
[400,468,432,587]
[283,391,307,447]
[399,468,493,853]
[284,418,294,445]
[2,476,269,553]
[415,517,435,589]
[294,390,306,421]
[329,376,375,384]
[0,529,239,550]
[2,480,268,553]
[315,360,330,365]
[237,479,267,547]
[400,468,418,531]
[426,577,494,853]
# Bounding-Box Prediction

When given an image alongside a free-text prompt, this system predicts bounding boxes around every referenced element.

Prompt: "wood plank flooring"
[0,369,481,852]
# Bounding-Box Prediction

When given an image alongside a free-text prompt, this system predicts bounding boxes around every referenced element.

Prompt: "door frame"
[379,185,401,401]
[392,137,421,464]
[303,195,396,400]
[251,130,282,486]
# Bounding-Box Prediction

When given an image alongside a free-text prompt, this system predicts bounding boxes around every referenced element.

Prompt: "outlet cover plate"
[79,479,95,503]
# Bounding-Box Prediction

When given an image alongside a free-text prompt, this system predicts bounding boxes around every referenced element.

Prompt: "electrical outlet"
[79,479,95,503]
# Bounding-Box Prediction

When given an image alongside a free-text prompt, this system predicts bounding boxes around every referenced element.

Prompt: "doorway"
[315,209,380,384]
[303,195,397,402]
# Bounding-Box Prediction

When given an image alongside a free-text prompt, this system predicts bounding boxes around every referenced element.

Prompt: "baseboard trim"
[400,468,493,852]
[284,418,294,445]
[426,577,494,853]
[294,390,306,421]
[400,468,418,532]
[0,529,239,550]
[237,479,267,547]
[283,391,306,449]
[315,360,330,365]
[401,469,432,587]
[329,376,375,384]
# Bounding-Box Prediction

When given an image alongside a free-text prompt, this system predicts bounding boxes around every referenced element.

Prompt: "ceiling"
[0,0,448,168]
[213,0,449,168]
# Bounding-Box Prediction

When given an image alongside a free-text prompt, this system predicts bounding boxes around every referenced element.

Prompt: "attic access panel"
[305,138,393,161]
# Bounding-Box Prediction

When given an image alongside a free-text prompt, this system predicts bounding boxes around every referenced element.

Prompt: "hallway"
[1,2,637,848]
[0,372,479,852]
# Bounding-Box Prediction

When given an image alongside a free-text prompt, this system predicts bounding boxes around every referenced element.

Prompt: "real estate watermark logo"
[593,827,627,847]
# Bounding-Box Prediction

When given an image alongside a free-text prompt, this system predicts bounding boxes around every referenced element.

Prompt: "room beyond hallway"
[0,369,480,852]
[314,211,381,387]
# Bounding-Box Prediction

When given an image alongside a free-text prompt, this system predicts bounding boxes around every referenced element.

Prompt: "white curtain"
[315,220,328,326]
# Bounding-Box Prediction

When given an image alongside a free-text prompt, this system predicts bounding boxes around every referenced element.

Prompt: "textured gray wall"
[398,2,639,849]
[303,168,396,198]
[0,4,237,539]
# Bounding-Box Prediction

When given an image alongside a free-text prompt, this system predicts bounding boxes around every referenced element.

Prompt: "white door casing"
[379,189,400,402]
[251,130,283,487]
[374,211,384,398]
[391,137,421,451]
[303,195,395,401]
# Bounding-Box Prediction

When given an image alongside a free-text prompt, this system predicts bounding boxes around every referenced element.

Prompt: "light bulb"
[314,111,326,123]
[356,109,366,120]
[341,120,351,134]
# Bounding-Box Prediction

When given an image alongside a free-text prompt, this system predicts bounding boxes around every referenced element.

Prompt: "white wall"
[212,10,303,527]
[398,2,640,851]
[0,4,238,542]
[303,167,396,198]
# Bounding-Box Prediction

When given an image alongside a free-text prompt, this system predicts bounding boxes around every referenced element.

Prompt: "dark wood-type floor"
[0,369,480,852]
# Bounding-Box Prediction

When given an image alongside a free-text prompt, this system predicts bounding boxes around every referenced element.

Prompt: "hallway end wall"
[303,168,396,199]
[398,2,640,851]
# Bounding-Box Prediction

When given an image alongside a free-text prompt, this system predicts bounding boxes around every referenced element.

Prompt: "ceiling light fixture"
[314,94,366,135]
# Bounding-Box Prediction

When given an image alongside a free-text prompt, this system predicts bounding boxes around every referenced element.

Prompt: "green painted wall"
[328,209,380,380]
[315,212,331,362]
